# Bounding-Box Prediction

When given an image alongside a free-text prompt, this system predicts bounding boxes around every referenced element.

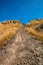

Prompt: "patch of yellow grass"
[25,19,43,42]
[25,27,43,41]
[0,21,22,47]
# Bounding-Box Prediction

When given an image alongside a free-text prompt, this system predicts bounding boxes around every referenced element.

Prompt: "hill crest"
[0,19,43,47]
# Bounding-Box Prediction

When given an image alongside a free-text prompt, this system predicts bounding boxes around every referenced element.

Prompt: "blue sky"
[0,0,43,23]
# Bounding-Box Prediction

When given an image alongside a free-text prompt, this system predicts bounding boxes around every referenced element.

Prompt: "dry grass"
[25,19,43,42]
[0,21,22,47]
[0,19,43,47]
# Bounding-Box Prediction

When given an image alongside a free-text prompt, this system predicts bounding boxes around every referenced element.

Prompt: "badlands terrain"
[0,19,43,65]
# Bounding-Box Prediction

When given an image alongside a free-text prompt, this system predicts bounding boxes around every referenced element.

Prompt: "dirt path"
[0,26,43,65]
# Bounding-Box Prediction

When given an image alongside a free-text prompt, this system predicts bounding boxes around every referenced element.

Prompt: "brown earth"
[0,19,43,65]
